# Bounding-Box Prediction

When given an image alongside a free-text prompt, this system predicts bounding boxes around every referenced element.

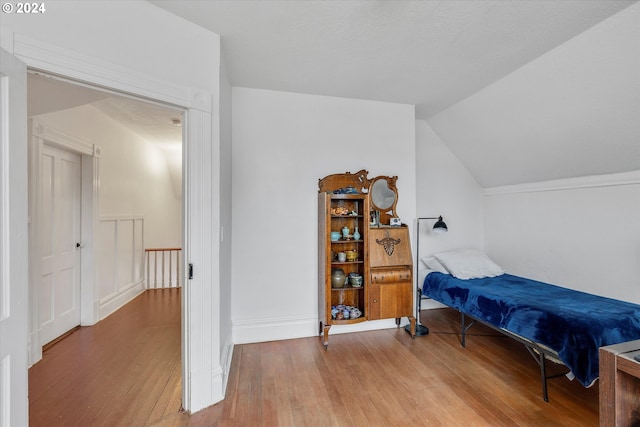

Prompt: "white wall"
[484,173,640,304]
[232,87,416,343]
[34,105,182,248]
[415,120,484,256]
[415,120,484,309]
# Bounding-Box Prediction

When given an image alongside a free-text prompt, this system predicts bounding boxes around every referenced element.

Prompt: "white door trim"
[14,33,211,113]
[28,120,100,365]
[9,33,222,413]
[0,47,29,427]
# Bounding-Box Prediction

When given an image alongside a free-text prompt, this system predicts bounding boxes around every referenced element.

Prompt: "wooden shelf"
[318,192,369,349]
[331,317,367,325]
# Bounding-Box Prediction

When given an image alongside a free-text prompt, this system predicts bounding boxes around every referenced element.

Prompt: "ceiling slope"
[427,2,640,187]
[150,0,639,187]
[150,0,635,119]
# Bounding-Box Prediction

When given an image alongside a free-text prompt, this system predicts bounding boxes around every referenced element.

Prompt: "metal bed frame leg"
[539,352,549,402]
[460,313,474,348]
[526,346,550,402]
[461,312,560,402]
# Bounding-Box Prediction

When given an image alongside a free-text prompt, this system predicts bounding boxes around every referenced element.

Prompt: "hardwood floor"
[29,288,182,427]
[30,291,599,426]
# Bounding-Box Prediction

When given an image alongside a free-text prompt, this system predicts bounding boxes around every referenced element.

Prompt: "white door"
[39,144,82,345]
[0,49,29,427]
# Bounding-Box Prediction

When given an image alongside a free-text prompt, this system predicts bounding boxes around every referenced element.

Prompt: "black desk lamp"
[405,216,448,336]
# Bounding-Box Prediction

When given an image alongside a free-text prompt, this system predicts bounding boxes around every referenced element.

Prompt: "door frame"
[8,33,222,414]
[0,46,29,427]
[28,120,100,364]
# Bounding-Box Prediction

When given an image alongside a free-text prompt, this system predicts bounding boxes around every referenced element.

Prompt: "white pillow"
[434,249,504,280]
[420,256,449,274]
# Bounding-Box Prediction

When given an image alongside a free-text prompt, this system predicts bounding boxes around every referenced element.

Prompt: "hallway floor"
[28,288,182,427]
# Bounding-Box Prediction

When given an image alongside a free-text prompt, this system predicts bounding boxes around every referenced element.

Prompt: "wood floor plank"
[30,292,599,427]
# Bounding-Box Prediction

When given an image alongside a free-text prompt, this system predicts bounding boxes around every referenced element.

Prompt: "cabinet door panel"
[369,281,412,320]
[379,282,412,319]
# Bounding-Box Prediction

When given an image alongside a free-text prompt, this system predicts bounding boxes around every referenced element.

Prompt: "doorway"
[5,38,224,419]
[27,72,185,400]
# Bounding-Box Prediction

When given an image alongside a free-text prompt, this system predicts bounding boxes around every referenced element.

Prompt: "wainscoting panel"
[98,216,144,320]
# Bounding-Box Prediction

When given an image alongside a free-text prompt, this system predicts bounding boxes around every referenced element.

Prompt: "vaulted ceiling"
[151,0,639,187]
[151,0,632,118]
[29,1,639,189]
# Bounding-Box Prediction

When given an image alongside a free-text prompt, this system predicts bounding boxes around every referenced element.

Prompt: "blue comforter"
[422,272,640,387]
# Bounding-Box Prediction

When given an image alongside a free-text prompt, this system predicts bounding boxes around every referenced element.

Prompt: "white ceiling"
[28,73,183,146]
[151,0,635,119]
[28,72,184,194]
[28,1,639,188]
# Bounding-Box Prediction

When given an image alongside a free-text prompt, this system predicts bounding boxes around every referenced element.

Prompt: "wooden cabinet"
[368,226,415,334]
[318,192,369,349]
[318,170,416,348]
[600,340,640,426]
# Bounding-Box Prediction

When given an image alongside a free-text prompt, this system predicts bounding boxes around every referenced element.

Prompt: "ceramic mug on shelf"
[337,252,346,262]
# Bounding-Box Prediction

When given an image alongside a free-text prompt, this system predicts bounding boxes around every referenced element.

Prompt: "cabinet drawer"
[371,268,411,283]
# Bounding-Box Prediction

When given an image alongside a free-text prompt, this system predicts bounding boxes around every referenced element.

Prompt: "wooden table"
[600,339,640,426]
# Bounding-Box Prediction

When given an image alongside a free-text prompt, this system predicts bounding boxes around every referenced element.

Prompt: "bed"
[418,249,640,401]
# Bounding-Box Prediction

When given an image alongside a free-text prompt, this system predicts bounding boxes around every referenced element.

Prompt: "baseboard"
[98,280,145,320]
[187,364,225,414]
[232,313,410,344]
[220,341,234,397]
[233,313,317,344]
[422,299,448,310]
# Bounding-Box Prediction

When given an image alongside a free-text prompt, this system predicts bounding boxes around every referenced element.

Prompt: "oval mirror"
[370,178,396,210]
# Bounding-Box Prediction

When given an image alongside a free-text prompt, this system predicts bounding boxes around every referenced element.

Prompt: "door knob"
[76,242,84,248]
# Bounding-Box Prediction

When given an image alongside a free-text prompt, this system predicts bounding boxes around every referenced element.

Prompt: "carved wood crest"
[318,169,370,193]
[376,230,401,256]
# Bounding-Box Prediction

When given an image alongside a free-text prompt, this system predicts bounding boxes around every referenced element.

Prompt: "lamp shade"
[433,216,448,233]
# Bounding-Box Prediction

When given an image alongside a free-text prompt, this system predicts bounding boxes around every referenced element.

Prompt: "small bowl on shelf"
[330,231,341,241]
[348,273,363,287]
